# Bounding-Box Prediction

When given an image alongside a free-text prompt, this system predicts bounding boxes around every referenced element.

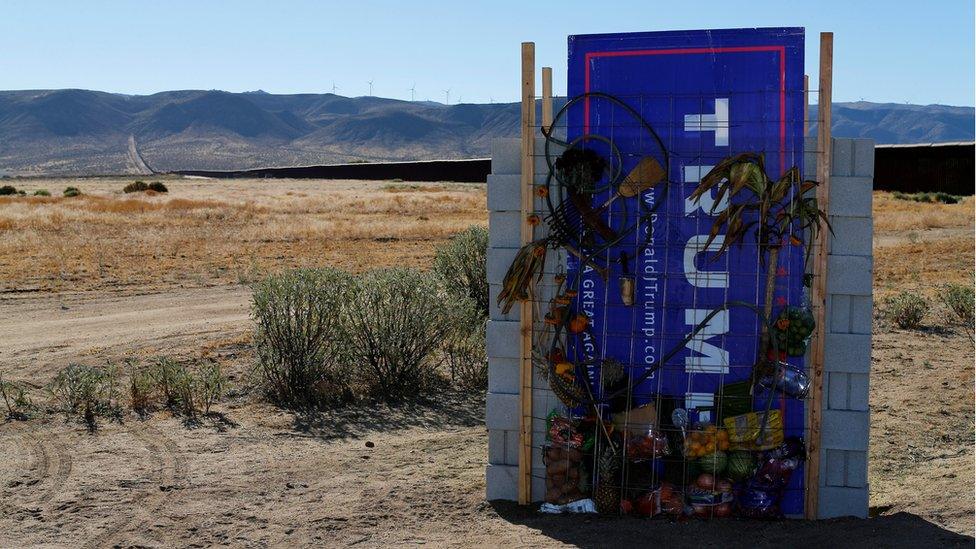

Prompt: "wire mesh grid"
[507,88,830,516]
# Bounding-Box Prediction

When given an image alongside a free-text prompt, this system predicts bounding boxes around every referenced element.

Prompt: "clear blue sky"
[1,0,972,106]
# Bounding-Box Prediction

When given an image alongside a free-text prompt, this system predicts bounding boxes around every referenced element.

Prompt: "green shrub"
[252,268,352,409]
[123,181,149,193]
[63,186,81,197]
[128,361,156,418]
[150,356,182,409]
[343,268,456,400]
[441,300,488,391]
[50,364,121,432]
[148,181,169,193]
[33,189,51,197]
[433,225,489,318]
[0,373,34,420]
[145,357,226,420]
[938,284,974,340]
[0,185,17,196]
[883,292,930,329]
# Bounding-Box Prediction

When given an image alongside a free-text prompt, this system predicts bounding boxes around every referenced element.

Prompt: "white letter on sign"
[684,309,729,374]
[684,98,729,146]
[683,165,729,215]
[683,235,728,288]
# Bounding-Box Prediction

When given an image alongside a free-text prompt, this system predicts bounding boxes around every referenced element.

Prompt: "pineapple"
[594,444,621,514]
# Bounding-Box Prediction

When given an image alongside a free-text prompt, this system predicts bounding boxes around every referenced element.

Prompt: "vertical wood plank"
[803,74,810,138]
[518,41,535,505]
[542,67,553,132]
[805,31,833,520]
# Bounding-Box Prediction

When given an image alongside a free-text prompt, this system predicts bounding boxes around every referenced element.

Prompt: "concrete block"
[505,430,520,466]
[488,357,519,394]
[803,136,818,179]
[845,450,868,488]
[849,296,873,335]
[827,372,850,410]
[532,471,547,503]
[489,211,522,248]
[491,139,520,176]
[848,373,870,412]
[852,139,875,178]
[487,174,521,212]
[487,247,517,285]
[829,216,873,257]
[825,448,847,487]
[818,486,868,518]
[827,255,872,296]
[489,284,519,322]
[821,410,870,451]
[831,138,855,178]
[828,176,873,217]
[485,464,518,500]
[488,430,507,465]
[829,294,851,334]
[487,320,520,359]
[824,333,872,373]
[804,136,817,151]
[486,392,520,431]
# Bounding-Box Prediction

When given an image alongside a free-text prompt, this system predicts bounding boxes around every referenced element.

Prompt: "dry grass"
[0,177,486,293]
[872,191,975,300]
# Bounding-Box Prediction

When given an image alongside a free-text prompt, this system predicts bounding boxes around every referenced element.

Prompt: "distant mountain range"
[0,89,971,176]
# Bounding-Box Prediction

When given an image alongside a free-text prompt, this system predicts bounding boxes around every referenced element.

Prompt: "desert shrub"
[343,268,457,400]
[148,181,169,193]
[33,189,51,196]
[0,185,17,195]
[50,363,121,432]
[433,225,489,318]
[128,361,156,418]
[938,283,975,340]
[252,268,352,409]
[146,357,226,419]
[63,186,81,197]
[883,292,929,329]
[0,373,34,420]
[892,191,962,204]
[441,300,488,391]
[123,180,149,193]
[150,356,182,409]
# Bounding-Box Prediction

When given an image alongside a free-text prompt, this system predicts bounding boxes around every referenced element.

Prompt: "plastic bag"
[723,410,784,451]
[758,361,811,398]
[626,427,670,461]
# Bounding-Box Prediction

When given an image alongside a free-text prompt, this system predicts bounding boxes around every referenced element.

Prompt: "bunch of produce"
[725,450,756,482]
[544,446,585,504]
[686,473,734,518]
[771,306,816,356]
[683,423,730,458]
[625,427,670,462]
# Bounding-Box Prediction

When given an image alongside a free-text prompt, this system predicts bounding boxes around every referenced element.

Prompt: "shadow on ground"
[291,391,484,440]
[490,502,973,548]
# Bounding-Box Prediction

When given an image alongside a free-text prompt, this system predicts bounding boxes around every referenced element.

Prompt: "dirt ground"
[0,180,972,547]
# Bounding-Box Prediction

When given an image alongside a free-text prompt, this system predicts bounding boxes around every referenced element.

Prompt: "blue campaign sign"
[563,28,806,513]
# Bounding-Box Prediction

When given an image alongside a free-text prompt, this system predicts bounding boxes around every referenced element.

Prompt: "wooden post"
[803,74,810,138]
[542,67,553,133]
[518,41,536,505]
[805,31,833,520]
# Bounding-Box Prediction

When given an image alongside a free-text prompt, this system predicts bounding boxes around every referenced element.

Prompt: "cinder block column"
[818,137,874,518]
[485,135,560,502]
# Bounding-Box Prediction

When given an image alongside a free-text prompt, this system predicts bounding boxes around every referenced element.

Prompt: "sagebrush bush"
[123,181,149,193]
[33,189,51,196]
[50,363,121,432]
[343,268,456,400]
[128,362,155,418]
[148,181,169,193]
[63,186,81,197]
[252,268,352,409]
[433,225,489,318]
[938,283,974,340]
[0,185,17,196]
[883,292,929,329]
[150,356,182,409]
[0,373,34,420]
[441,300,488,391]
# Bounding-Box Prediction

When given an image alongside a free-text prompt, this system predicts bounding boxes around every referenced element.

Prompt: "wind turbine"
[331,82,339,95]
[367,79,374,96]
[409,83,416,102]
[443,88,451,105]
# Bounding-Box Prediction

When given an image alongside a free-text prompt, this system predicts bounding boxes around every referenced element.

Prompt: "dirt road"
[0,286,251,381]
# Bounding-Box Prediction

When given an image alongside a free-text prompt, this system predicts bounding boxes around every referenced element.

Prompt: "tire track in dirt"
[82,424,187,549]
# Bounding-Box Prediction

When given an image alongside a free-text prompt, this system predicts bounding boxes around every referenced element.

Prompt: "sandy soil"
[0,183,972,547]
